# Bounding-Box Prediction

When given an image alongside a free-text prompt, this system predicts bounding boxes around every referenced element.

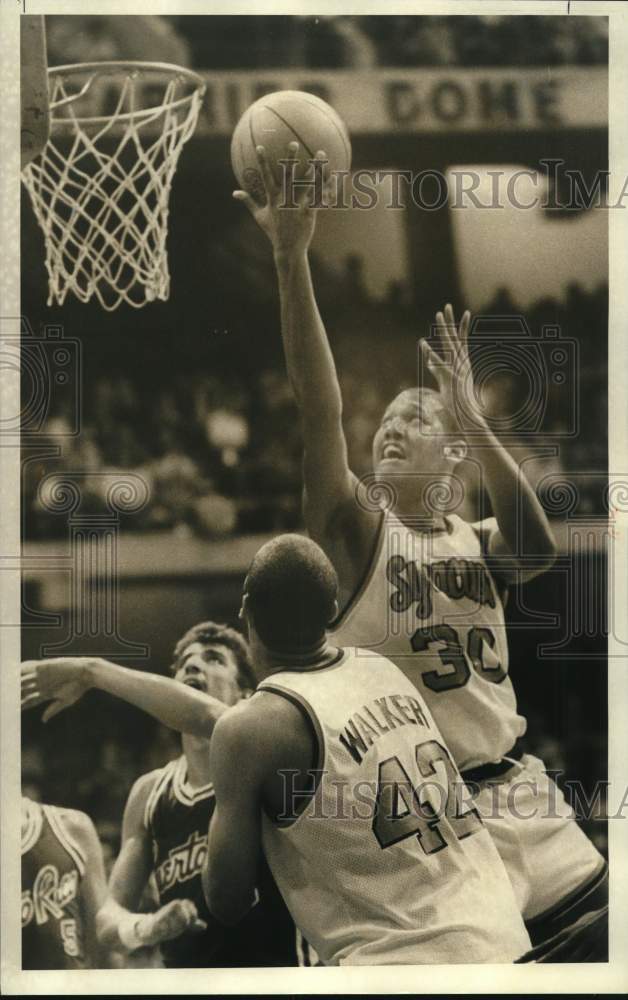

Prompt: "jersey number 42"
[373,739,483,853]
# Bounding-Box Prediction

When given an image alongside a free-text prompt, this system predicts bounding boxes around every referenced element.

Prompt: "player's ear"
[443,439,467,466]
[239,593,249,626]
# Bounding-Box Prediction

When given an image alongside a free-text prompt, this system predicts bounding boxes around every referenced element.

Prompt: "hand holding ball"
[231,91,352,204]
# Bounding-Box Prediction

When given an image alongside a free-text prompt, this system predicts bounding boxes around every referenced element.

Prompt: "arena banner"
[194,67,606,135]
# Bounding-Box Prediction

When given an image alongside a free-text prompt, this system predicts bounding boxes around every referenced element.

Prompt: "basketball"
[230,90,352,203]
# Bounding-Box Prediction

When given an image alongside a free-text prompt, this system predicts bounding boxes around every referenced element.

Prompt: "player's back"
[259,647,531,966]
[146,756,299,967]
[21,797,87,969]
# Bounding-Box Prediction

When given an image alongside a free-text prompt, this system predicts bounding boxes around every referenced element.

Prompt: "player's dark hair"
[245,534,338,654]
[171,621,255,690]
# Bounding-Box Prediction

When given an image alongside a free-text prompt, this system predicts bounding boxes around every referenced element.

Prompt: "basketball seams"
[262,106,315,160]
[296,96,351,166]
[248,106,259,158]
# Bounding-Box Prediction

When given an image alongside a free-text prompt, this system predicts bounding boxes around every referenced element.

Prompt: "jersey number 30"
[372,739,483,853]
[412,624,506,691]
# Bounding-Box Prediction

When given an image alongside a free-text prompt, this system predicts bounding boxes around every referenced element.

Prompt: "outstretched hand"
[233,142,328,257]
[21,657,94,722]
[420,304,486,430]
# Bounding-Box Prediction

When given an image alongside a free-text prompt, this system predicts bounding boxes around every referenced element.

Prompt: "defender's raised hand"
[420,304,486,429]
[21,657,94,722]
[233,142,328,257]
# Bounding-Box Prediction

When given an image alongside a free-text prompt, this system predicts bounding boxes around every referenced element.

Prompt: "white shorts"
[472,753,606,921]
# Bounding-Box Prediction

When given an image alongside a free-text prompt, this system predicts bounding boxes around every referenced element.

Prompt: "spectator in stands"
[47,15,191,66]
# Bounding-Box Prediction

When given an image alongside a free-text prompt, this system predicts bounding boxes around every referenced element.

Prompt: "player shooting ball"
[233,141,607,956]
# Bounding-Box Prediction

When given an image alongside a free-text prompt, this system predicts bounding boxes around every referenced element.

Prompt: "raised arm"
[424,305,557,582]
[234,145,379,591]
[97,773,205,954]
[21,657,228,737]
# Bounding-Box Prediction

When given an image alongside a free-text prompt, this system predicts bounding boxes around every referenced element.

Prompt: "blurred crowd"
[45,14,608,71]
[23,276,608,542]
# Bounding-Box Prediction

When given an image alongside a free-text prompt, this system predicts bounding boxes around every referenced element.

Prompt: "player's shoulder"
[467,515,498,533]
[121,766,174,827]
[127,765,172,809]
[46,805,101,865]
[252,687,315,763]
[448,513,497,534]
[252,686,307,728]
[213,691,306,761]
[452,514,499,553]
[49,804,94,837]
[120,765,177,836]
[308,477,382,567]
[212,696,268,748]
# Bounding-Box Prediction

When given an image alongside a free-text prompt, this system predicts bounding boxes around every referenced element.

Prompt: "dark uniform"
[21,798,87,970]
[145,756,307,967]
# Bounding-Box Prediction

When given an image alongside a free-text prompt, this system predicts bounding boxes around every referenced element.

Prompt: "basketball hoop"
[21,61,206,311]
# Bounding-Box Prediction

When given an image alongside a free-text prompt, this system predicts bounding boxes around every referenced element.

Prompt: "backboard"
[21,16,50,169]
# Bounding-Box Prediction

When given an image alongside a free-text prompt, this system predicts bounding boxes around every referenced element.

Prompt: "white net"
[21,62,206,311]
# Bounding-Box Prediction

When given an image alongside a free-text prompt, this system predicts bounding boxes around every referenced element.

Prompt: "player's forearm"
[274,249,343,424]
[96,897,154,953]
[88,659,227,737]
[96,897,139,951]
[468,425,557,563]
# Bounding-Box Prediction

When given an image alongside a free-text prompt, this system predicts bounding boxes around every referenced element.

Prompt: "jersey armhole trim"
[266,647,348,675]
[259,684,325,830]
[470,518,511,608]
[144,761,176,832]
[469,517,496,554]
[43,806,87,876]
[329,511,385,632]
[21,799,44,856]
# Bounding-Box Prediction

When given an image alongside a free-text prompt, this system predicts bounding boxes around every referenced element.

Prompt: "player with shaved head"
[203,533,532,965]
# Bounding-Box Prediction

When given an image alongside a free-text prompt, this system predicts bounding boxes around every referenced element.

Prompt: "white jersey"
[329,512,526,769]
[259,648,530,966]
